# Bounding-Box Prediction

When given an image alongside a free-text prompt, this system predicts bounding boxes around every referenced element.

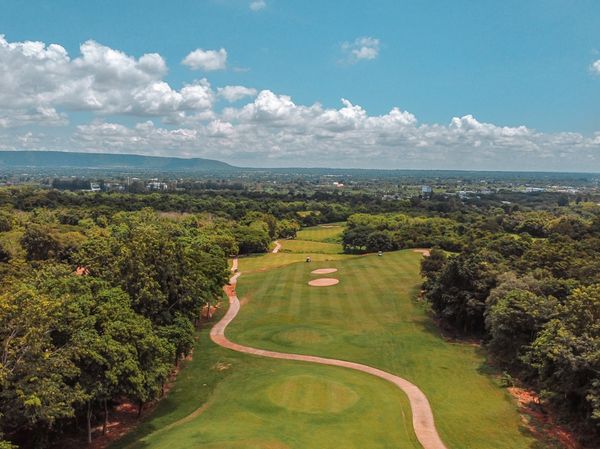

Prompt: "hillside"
[0,151,234,171]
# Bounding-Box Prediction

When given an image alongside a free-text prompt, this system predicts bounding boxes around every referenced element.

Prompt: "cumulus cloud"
[0,36,216,124]
[1,36,599,170]
[57,90,600,171]
[341,37,380,64]
[592,59,600,75]
[182,48,227,71]
[217,85,258,102]
[249,0,266,11]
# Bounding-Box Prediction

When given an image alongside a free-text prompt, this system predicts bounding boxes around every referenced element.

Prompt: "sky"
[1,0,600,171]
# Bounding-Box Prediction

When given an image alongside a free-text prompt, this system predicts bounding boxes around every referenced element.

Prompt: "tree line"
[0,204,298,448]
[421,209,600,444]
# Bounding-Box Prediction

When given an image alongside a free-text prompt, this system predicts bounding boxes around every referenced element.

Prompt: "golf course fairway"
[112,229,539,449]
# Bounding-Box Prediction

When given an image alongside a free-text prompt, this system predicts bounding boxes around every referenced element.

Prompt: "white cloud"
[341,37,380,64]
[0,36,217,124]
[217,85,258,102]
[1,35,599,170]
[592,59,600,75]
[249,0,266,11]
[58,90,600,170]
[182,48,227,71]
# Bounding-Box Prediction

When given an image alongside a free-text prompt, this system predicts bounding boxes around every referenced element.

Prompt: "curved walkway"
[210,259,448,449]
[272,241,282,253]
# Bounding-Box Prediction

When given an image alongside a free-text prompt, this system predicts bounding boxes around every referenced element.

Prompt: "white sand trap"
[311,268,338,275]
[308,278,339,287]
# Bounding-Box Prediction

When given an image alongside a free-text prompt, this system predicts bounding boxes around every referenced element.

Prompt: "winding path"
[272,241,282,253]
[210,258,448,449]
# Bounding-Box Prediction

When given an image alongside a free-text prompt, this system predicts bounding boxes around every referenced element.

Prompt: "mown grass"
[296,223,344,243]
[237,252,353,273]
[232,250,539,449]
[115,246,540,449]
[278,238,342,254]
[112,308,419,449]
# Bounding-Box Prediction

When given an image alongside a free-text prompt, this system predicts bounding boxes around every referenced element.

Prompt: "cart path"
[210,259,448,449]
[272,241,282,253]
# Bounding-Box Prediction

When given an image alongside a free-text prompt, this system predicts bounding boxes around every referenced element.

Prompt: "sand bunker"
[311,268,338,275]
[308,278,339,287]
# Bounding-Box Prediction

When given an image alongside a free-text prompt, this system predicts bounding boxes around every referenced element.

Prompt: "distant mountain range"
[0,151,597,182]
[0,151,234,171]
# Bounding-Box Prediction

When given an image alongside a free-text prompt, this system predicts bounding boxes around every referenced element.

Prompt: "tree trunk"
[137,400,144,417]
[102,398,109,435]
[86,400,93,445]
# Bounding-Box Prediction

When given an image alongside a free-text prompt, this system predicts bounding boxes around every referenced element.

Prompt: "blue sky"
[1,0,600,170]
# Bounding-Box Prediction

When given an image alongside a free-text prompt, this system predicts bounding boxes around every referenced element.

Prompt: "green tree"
[0,283,84,446]
[20,224,59,261]
[524,285,600,435]
[277,219,301,239]
[485,289,557,364]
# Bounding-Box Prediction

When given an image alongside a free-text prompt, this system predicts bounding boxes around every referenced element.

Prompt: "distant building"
[147,181,169,191]
[89,182,101,192]
[421,185,432,196]
[457,190,476,199]
[382,194,401,201]
[104,182,125,191]
[524,187,545,193]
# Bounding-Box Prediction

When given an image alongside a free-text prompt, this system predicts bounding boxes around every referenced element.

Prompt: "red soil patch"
[311,268,338,275]
[64,360,189,449]
[201,303,220,319]
[75,266,90,276]
[509,387,581,449]
[308,278,340,287]
[413,249,431,257]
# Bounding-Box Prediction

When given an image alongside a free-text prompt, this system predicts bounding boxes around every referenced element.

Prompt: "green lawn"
[113,309,419,449]
[114,249,541,449]
[296,223,344,243]
[237,252,353,273]
[232,251,539,449]
[278,238,343,254]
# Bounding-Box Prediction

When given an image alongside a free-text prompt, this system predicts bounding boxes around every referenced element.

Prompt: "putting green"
[268,374,359,414]
[115,351,419,449]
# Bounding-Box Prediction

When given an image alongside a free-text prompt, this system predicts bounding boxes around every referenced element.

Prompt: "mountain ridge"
[0,150,234,171]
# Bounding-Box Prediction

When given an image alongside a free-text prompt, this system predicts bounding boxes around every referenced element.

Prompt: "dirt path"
[272,241,282,253]
[211,259,448,449]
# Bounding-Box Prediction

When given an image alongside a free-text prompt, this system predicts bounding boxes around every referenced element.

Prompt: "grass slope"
[232,251,539,449]
[237,252,352,273]
[114,230,539,449]
[296,224,344,243]
[278,239,342,254]
[113,311,419,449]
